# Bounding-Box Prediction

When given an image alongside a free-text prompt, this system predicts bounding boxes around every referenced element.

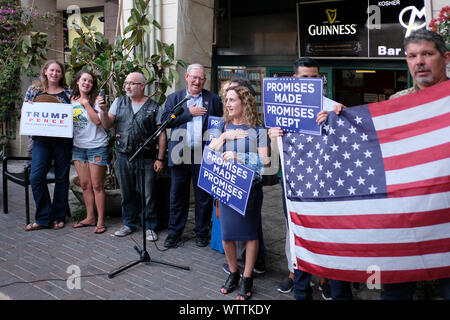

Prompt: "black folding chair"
[2,156,70,225]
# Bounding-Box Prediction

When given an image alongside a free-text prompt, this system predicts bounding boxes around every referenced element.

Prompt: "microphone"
[170,94,191,118]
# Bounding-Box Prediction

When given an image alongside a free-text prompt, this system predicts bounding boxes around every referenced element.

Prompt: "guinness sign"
[298,0,426,58]
[299,1,367,57]
[307,8,357,36]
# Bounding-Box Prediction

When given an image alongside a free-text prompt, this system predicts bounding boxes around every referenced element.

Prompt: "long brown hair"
[223,86,261,128]
[32,60,67,92]
[70,70,98,107]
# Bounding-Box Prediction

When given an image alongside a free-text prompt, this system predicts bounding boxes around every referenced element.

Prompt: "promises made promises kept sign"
[263,77,323,135]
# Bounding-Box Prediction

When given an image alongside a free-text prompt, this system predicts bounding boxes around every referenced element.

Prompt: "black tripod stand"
[108,105,190,278]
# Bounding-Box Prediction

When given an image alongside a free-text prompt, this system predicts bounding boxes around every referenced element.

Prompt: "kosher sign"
[20,102,73,138]
[263,77,323,135]
[197,146,254,216]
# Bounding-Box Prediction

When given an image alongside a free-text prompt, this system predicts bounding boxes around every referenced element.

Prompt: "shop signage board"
[263,77,323,135]
[298,0,426,58]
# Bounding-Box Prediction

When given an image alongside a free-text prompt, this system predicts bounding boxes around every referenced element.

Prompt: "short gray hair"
[404,29,448,57]
[186,63,205,76]
[128,72,146,84]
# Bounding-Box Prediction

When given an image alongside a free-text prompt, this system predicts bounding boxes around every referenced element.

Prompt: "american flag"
[281,80,450,283]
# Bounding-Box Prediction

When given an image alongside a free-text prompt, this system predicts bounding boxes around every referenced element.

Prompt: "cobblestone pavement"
[0,163,381,301]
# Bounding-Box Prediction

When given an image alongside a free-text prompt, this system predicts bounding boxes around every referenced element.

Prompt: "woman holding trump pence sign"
[209,86,269,300]
[23,60,72,231]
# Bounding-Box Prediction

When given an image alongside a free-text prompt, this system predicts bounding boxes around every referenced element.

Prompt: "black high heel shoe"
[237,276,253,300]
[221,271,240,294]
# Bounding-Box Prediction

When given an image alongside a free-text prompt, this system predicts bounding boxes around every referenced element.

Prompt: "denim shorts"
[72,146,110,166]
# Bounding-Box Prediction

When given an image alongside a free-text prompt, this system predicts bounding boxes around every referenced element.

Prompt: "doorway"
[333,69,409,107]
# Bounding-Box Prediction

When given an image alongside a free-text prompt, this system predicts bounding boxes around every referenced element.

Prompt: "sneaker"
[222,263,242,277]
[146,229,158,241]
[253,258,266,274]
[319,282,332,300]
[222,263,231,274]
[114,225,133,237]
[277,277,294,294]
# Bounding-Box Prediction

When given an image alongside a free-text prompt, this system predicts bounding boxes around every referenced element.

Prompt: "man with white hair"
[100,72,166,241]
[162,64,223,248]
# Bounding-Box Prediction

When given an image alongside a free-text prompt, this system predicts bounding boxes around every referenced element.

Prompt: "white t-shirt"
[72,101,109,148]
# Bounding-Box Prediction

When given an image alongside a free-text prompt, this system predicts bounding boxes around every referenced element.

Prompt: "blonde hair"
[32,60,66,92]
[223,86,261,128]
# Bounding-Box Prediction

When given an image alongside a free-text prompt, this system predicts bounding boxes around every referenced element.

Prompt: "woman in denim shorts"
[70,70,109,234]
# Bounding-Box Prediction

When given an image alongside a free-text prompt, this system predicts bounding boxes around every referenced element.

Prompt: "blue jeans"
[381,278,450,300]
[30,138,72,226]
[114,152,157,231]
[294,269,313,300]
[72,146,109,166]
[329,279,353,300]
[293,269,353,300]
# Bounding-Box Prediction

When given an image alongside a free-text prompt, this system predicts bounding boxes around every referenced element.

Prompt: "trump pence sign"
[20,102,73,138]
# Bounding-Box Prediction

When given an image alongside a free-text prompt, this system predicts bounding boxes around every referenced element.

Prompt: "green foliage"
[0,0,57,137]
[0,0,21,130]
[62,0,186,188]
[1,0,186,139]
[71,207,87,222]
[65,0,187,105]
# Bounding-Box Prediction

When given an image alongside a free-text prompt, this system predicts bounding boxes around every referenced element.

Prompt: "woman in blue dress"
[209,85,269,300]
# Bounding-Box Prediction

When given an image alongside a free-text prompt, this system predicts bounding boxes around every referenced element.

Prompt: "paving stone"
[0,163,386,301]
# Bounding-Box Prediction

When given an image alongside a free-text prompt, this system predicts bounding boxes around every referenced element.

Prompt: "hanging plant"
[429,6,450,49]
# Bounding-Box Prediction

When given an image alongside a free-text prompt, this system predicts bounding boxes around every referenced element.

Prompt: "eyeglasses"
[188,75,206,82]
[124,81,144,87]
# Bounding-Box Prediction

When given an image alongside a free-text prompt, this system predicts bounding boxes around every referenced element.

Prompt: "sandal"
[94,226,107,234]
[237,276,253,300]
[24,223,49,231]
[220,271,240,294]
[72,221,96,228]
[53,221,65,230]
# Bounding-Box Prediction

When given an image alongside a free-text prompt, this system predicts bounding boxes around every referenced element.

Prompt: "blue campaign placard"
[198,146,254,216]
[206,116,224,143]
[263,77,323,135]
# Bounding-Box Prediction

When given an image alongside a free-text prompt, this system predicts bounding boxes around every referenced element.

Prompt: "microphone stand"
[108,109,190,278]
